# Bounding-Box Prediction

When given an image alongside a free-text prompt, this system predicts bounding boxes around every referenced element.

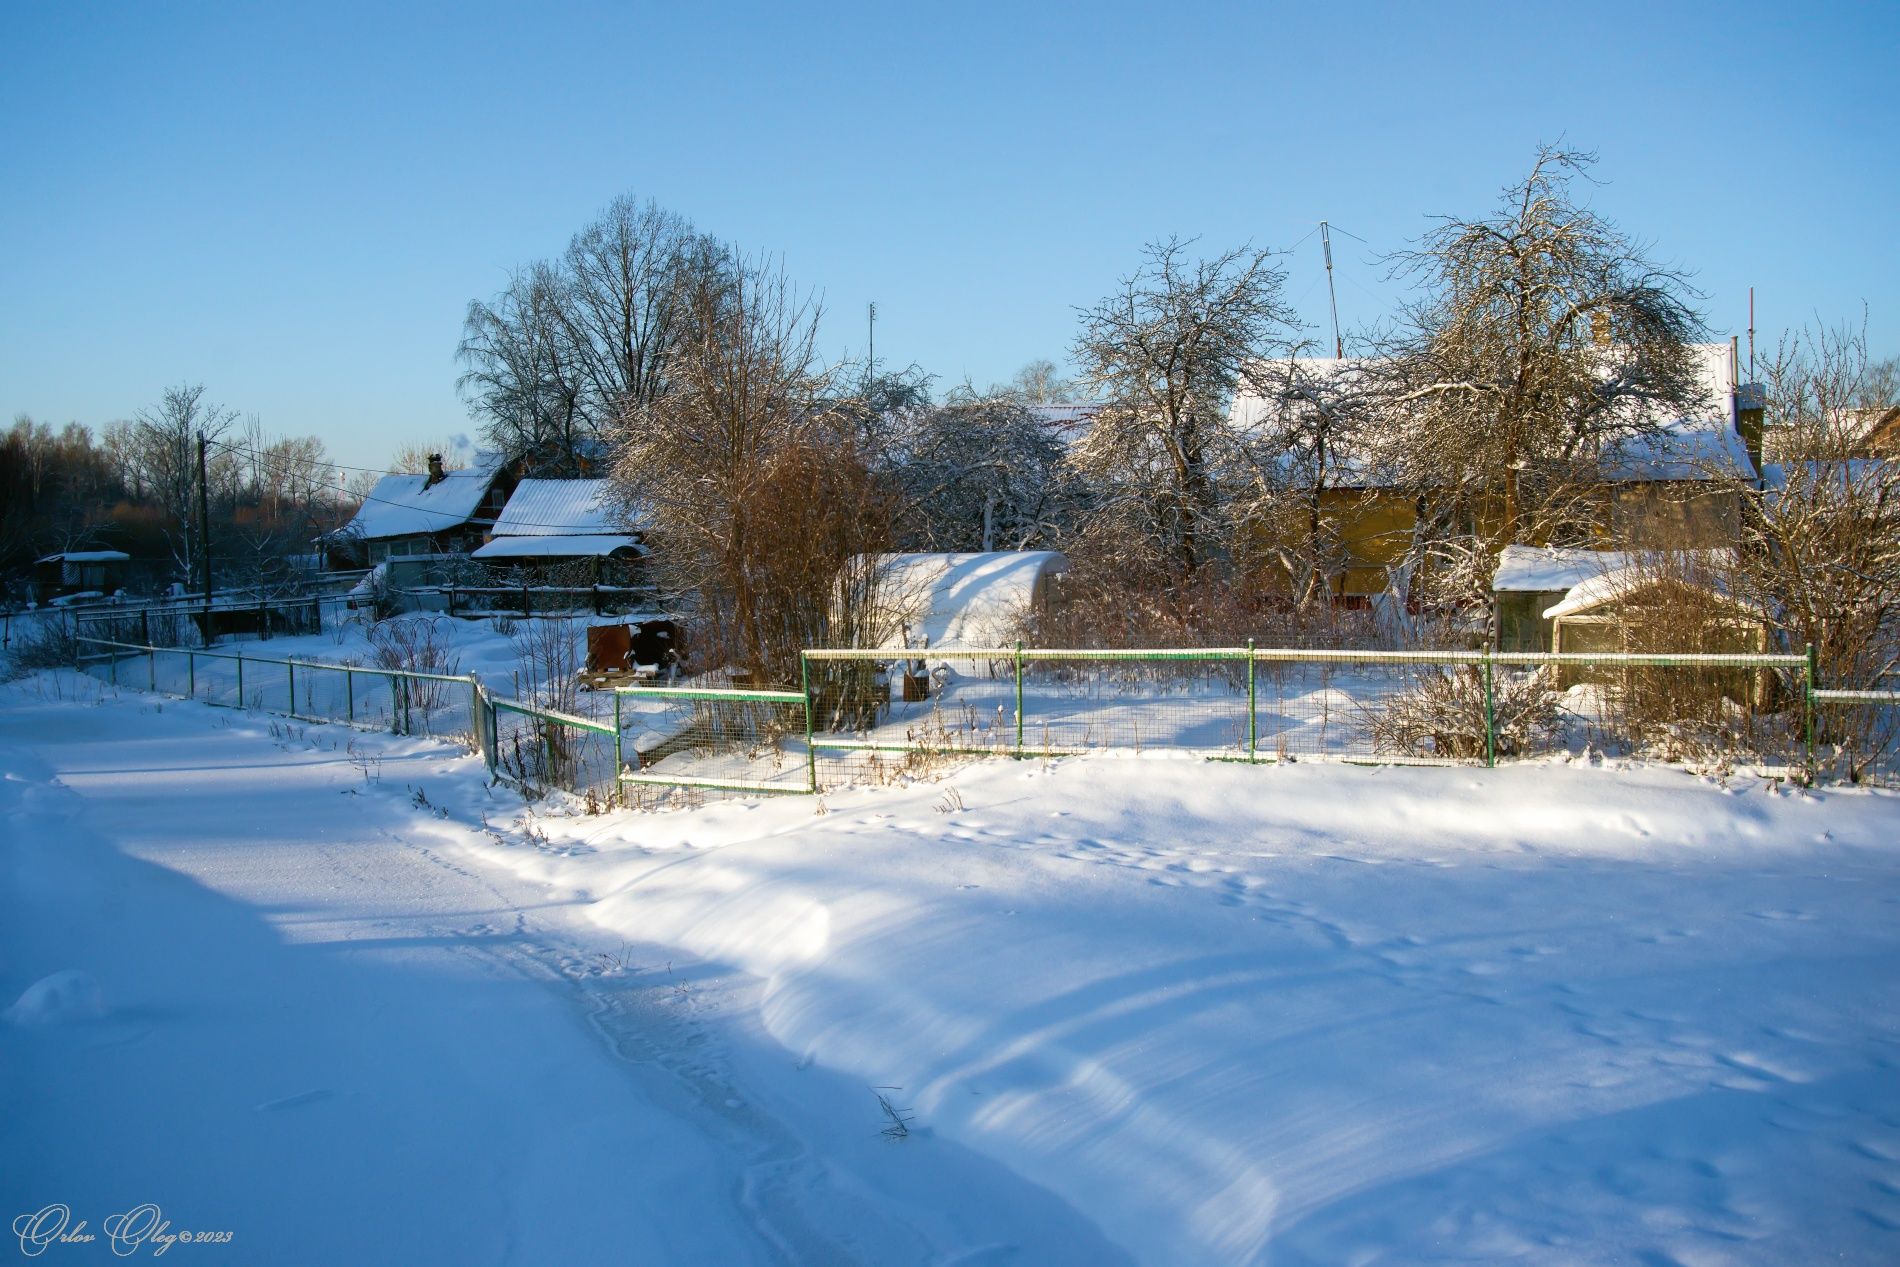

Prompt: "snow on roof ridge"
[1540,550,1742,620]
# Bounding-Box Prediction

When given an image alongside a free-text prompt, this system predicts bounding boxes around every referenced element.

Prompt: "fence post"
[148,644,156,692]
[110,645,118,688]
[289,660,298,715]
[235,652,243,706]
[481,686,498,780]
[140,609,150,646]
[346,666,354,722]
[613,688,625,804]
[1804,642,1818,783]
[1482,648,1496,769]
[1246,640,1258,762]
[800,653,817,793]
[188,650,195,699]
[1014,641,1025,757]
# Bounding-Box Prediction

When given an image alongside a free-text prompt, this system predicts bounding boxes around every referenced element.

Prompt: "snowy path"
[0,680,1121,1265]
[7,672,1900,1263]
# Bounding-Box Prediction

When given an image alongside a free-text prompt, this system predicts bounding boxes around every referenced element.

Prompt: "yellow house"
[1231,343,1762,604]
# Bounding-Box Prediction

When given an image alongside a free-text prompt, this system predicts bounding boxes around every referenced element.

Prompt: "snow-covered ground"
[5,669,1900,1264]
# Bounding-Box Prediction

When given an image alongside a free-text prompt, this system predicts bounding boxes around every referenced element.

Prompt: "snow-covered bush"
[366,616,463,713]
[3,616,76,678]
[1366,665,1560,760]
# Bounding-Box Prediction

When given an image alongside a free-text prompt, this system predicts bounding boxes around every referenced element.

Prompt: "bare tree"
[458,262,589,473]
[1231,352,1381,606]
[1377,146,1708,544]
[459,196,708,474]
[127,384,238,582]
[387,440,468,475]
[559,196,701,422]
[999,358,1073,404]
[1,417,130,574]
[1070,238,1296,589]
[1725,320,1900,777]
[1857,353,1900,411]
[892,397,1078,551]
[611,254,895,681]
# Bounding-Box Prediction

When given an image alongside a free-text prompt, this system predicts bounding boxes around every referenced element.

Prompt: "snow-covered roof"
[1598,343,1753,483]
[1602,423,1755,483]
[872,551,1069,651]
[1759,458,1893,492]
[1230,344,1756,488]
[1228,357,1397,489]
[471,533,645,560]
[1492,545,1631,593]
[1228,358,1367,431]
[37,550,131,564]
[341,453,507,542]
[1542,553,1744,620]
[490,478,642,537]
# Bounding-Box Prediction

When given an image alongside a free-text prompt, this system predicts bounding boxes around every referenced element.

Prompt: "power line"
[205,436,634,534]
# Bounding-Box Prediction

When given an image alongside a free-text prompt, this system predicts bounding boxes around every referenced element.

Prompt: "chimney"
[425,453,445,488]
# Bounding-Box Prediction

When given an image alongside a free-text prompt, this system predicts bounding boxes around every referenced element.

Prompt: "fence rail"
[614,683,813,796]
[62,634,1900,801]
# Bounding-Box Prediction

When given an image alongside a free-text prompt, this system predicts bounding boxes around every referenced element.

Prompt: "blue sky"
[3,0,1895,470]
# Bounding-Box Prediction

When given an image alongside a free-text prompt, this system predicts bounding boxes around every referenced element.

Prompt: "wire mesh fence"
[75,637,480,743]
[487,696,620,803]
[615,684,813,796]
[66,633,1873,802]
[1810,688,1900,784]
[802,645,1819,785]
[72,597,324,649]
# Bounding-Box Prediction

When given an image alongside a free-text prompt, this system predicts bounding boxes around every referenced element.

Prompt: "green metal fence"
[487,692,620,802]
[800,644,1820,786]
[71,633,1890,800]
[1810,687,1900,783]
[72,635,619,803]
[76,636,480,740]
[614,683,813,796]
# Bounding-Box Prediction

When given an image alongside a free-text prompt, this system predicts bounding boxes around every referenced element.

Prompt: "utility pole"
[866,301,877,394]
[197,431,213,608]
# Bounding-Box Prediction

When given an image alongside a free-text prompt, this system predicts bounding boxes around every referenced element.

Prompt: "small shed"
[32,550,132,603]
[1491,546,1630,652]
[1543,564,1773,704]
[1544,567,1764,655]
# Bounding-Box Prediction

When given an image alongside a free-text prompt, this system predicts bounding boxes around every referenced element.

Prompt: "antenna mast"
[867,301,877,392]
[1747,287,1755,381]
[1320,221,1343,359]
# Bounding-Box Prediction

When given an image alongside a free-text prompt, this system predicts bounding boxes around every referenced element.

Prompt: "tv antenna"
[1320,221,1343,359]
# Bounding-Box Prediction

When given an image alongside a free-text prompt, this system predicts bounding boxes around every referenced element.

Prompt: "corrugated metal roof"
[490,479,643,536]
[471,533,644,559]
